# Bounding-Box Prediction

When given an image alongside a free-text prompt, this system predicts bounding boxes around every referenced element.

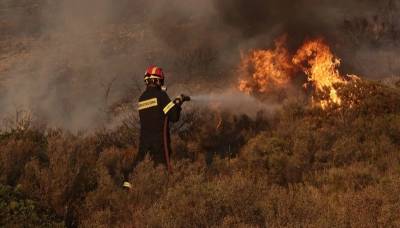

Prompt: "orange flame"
[238,36,356,108]
[293,38,346,108]
[216,114,223,130]
[239,36,294,95]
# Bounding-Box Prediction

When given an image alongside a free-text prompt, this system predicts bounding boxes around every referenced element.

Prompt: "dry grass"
[0,81,399,227]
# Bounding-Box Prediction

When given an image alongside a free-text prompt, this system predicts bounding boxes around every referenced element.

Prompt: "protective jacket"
[137,86,181,166]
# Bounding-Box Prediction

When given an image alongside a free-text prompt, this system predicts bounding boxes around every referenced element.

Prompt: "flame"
[238,36,355,108]
[293,38,346,108]
[239,36,294,95]
[216,115,223,130]
[207,101,224,130]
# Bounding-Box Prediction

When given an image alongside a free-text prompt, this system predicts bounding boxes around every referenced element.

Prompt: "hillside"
[1,0,400,227]
[0,80,399,227]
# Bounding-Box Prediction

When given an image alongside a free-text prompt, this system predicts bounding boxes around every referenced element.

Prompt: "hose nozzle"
[181,94,191,102]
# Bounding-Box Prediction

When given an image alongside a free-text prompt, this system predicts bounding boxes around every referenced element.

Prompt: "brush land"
[1,81,400,227]
[1,1,400,227]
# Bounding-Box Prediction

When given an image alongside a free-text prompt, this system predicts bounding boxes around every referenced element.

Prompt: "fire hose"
[163,94,191,174]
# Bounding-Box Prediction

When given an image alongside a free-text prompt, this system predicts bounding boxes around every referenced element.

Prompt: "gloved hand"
[174,94,191,105]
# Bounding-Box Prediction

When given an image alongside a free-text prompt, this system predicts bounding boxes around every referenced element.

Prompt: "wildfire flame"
[239,36,294,95]
[238,36,357,108]
[293,39,346,108]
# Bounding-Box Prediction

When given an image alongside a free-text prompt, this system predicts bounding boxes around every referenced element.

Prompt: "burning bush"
[238,36,361,108]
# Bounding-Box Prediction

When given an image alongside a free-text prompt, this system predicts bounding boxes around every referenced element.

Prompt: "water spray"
[186,90,277,116]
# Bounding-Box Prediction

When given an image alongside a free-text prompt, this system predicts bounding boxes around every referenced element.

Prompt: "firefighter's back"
[122,65,188,189]
[138,86,167,146]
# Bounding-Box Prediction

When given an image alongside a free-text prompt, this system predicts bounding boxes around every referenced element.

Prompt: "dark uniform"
[122,66,185,188]
[136,86,181,166]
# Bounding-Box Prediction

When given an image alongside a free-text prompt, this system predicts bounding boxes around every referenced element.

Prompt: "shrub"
[0,184,64,227]
[0,129,47,186]
[0,80,399,226]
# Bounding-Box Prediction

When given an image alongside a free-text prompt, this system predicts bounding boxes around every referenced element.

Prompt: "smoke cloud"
[0,0,399,131]
[190,89,280,116]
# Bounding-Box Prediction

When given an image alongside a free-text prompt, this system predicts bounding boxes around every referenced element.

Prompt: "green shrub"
[0,184,64,227]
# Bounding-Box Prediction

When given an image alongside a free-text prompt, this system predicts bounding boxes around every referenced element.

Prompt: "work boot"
[122,181,132,190]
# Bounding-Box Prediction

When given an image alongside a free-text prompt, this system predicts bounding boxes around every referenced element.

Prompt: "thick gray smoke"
[0,0,399,131]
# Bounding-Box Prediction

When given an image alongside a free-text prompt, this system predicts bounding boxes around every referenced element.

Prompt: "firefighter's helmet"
[144,66,165,81]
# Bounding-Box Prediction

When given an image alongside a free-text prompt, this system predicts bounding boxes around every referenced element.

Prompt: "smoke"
[0,0,399,131]
[0,0,225,131]
[190,90,279,116]
[1,0,118,131]
[214,0,400,79]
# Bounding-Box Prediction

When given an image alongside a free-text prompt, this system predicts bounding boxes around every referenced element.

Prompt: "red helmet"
[144,65,164,81]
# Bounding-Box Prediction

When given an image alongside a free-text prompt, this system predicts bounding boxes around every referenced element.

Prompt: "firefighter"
[123,66,190,189]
